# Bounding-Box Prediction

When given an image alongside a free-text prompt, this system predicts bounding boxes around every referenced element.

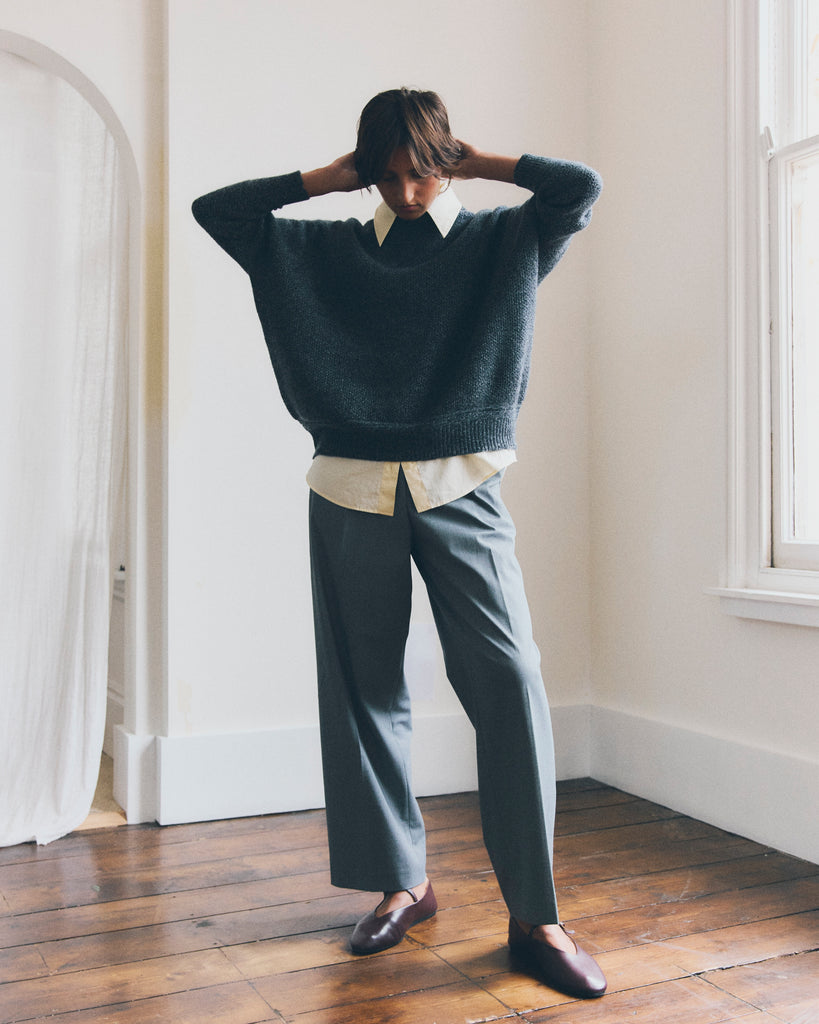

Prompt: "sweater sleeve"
[191,171,309,273]
[513,154,602,279]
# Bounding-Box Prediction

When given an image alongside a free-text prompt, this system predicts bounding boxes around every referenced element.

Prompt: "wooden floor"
[1,780,818,1024]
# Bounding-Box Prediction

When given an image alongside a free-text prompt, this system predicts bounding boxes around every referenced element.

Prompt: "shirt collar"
[373,186,462,246]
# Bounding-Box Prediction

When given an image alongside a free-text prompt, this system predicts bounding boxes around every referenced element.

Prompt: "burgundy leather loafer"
[350,883,437,955]
[508,917,607,999]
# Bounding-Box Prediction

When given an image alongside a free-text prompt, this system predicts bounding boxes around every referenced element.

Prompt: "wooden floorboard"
[1,781,818,1023]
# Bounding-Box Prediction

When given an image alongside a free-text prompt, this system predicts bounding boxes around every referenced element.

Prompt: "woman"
[193,87,605,1000]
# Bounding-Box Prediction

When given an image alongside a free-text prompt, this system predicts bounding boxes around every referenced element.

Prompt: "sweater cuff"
[514,153,603,203]
[514,153,549,191]
[279,170,310,207]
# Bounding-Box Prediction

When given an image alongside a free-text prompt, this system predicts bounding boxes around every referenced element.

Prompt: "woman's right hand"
[327,152,361,192]
[302,153,361,197]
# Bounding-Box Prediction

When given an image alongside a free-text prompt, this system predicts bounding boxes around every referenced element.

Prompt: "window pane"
[790,147,819,539]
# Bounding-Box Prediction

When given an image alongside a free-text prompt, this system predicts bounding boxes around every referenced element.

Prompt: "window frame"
[710,0,819,626]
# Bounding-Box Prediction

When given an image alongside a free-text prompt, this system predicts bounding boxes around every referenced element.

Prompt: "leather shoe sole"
[351,883,437,955]
[508,917,607,999]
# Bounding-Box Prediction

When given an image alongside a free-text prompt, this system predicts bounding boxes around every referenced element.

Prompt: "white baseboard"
[152,705,592,827]
[117,703,819,867]
[113,725,158,824]
[589,705,819,865]
[552,703,593,779]
[156,725,325,826]
[153,714,477,826]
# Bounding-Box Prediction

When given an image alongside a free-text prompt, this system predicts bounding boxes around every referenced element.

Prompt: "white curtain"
[0,51,128,845]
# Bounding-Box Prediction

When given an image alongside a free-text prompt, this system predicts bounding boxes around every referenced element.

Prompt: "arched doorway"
[0,34,142,843]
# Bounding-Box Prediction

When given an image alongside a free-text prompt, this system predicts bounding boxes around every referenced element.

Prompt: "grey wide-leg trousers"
[308,470,560,924]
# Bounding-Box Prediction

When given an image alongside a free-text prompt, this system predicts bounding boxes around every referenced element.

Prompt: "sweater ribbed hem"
[306,412,519,462]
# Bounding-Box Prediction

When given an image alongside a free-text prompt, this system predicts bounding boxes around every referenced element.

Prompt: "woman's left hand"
[451,141,481,180]
[451,142,518,185]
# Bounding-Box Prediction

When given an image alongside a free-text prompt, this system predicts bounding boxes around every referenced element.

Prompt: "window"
[767,0,819,571]
[713,0,819,624]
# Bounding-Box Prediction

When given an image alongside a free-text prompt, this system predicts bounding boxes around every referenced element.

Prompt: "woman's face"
[376,146,442,220]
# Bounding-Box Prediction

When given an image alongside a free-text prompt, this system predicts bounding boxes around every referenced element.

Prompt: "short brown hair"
[354,88,463,187]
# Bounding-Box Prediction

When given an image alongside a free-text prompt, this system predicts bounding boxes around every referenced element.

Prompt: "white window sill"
[707,585,819,627]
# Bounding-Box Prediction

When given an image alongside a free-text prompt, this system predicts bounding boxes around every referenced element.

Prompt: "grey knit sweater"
[192,155,601,461]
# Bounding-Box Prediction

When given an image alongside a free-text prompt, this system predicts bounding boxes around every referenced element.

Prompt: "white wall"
[585,0,819,863]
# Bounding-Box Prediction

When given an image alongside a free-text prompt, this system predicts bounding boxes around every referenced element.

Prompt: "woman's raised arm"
[301,153,361,197]
[451,143,518,184]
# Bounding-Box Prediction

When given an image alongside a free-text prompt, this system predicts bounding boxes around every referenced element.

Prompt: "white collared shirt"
[307,187,516,516]
[372,185,463,246]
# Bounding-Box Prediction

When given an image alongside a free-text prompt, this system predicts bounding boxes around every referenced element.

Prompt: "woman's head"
[354,88,462,187]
